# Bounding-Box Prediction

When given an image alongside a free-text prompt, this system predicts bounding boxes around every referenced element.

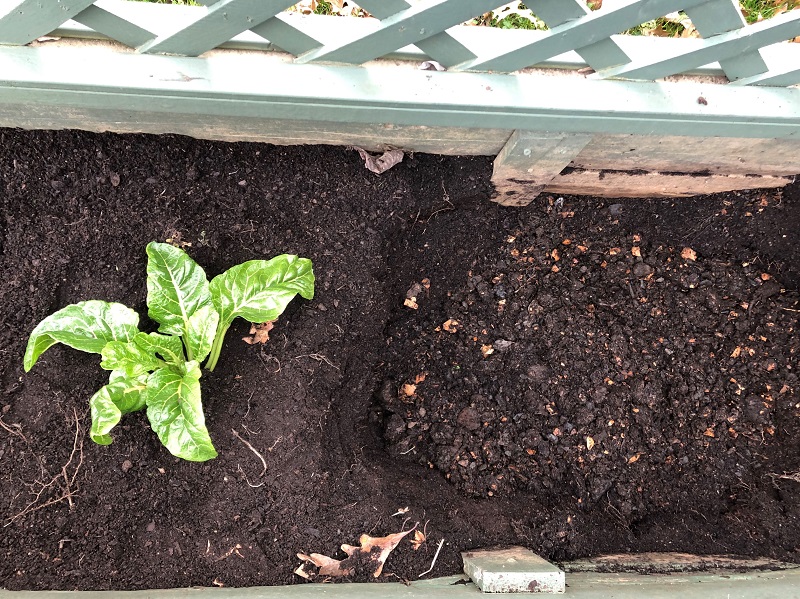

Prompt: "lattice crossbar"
[0,0,798,86]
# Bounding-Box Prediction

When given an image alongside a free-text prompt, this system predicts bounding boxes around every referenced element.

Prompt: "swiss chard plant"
[23,242,314,462]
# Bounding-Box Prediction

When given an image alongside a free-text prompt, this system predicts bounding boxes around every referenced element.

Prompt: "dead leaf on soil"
[353,147,404,174]
[242,321,275,345]
[410,529,426,551]
[481,344,494,358]
[681,247,697,261]
[586,436,595,450]
[404,298,419,310]
[297,527,416,579]
[402,383,417,397]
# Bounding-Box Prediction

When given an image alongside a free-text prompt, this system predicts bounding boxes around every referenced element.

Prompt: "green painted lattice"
[0,0,798,85]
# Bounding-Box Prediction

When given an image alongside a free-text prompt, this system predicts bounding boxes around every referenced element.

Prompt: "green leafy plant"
[23,242,314,462]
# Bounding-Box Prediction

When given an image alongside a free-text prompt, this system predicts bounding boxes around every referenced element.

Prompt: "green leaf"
[145,242,215,354]
[185,304,219,363]
[100,340,162,372]
[144,361,217,461]
[89,375,148,445]
[24,300,140,372]
[209,255,315,328]
[133,332,185,365]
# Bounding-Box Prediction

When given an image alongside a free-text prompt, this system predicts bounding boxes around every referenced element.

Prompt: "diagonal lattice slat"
[0,0,97,45]
[599,9,800,81]
[684,0,768,80]
[138,0,297,56]
[72,1,156,49]
[356,0,475,66]
[529,0,630,71]
[295,0,501,65]
[457,0,709,73]
[192,0,321,55]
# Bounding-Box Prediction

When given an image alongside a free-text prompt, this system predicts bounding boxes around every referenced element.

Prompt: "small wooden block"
[462,546,565,593]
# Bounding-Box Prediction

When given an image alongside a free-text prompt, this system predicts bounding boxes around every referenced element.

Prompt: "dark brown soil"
[0,129,798,591]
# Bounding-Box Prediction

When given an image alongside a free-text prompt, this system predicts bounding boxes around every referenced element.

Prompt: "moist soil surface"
[0,129,798,591]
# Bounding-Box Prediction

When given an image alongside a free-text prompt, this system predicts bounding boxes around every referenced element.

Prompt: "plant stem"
[205,321,230,372]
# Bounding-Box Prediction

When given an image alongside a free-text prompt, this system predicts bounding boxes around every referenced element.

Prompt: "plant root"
[232,429,267,478]
[5,407,85,527]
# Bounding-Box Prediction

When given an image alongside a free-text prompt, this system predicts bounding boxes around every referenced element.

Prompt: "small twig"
[236,464,265,488]
[418,538,445,578]
[0,416,26,441]
[231,429,267,478]
[294,353,340,370]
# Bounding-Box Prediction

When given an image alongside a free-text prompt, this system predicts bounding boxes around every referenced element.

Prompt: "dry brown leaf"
[731,346,742,358]
[631,246,641,257]
[414,373,427,384]
[297,527,415,579]
[297,552,353,577]
[704,428,716,438]
[354,147,404,174]
[410,530,426,551]
[402,383,416,397]
[586,436,595,450]
[609,247,621,256]
[681,247,697,261]
[242,321,274,345]
[627,453,641,464]
[481,344,494,358]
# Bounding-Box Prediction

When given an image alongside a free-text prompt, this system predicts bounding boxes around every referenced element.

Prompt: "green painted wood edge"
[600,10,800,81]
[684,0,769,80]
[457,0,708,73]
[1,44,799,139]
[1,570,799,598]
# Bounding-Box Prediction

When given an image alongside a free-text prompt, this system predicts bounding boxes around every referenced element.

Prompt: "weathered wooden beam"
[544,170,792,198]
[491,131,593,206]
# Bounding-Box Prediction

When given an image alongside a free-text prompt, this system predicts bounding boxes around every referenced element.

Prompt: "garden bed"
[0,129,798,591]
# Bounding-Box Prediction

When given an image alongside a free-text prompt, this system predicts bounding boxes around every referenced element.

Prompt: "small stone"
[109,172,121,187]
[632,263,653,278]
[121,460,133,473]
[146,521,156,532]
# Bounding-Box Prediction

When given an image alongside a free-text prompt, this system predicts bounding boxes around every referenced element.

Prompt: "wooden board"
[543,169,791,198]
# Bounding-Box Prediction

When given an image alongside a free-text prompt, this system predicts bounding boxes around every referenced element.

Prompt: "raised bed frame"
[0,0,799,205]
